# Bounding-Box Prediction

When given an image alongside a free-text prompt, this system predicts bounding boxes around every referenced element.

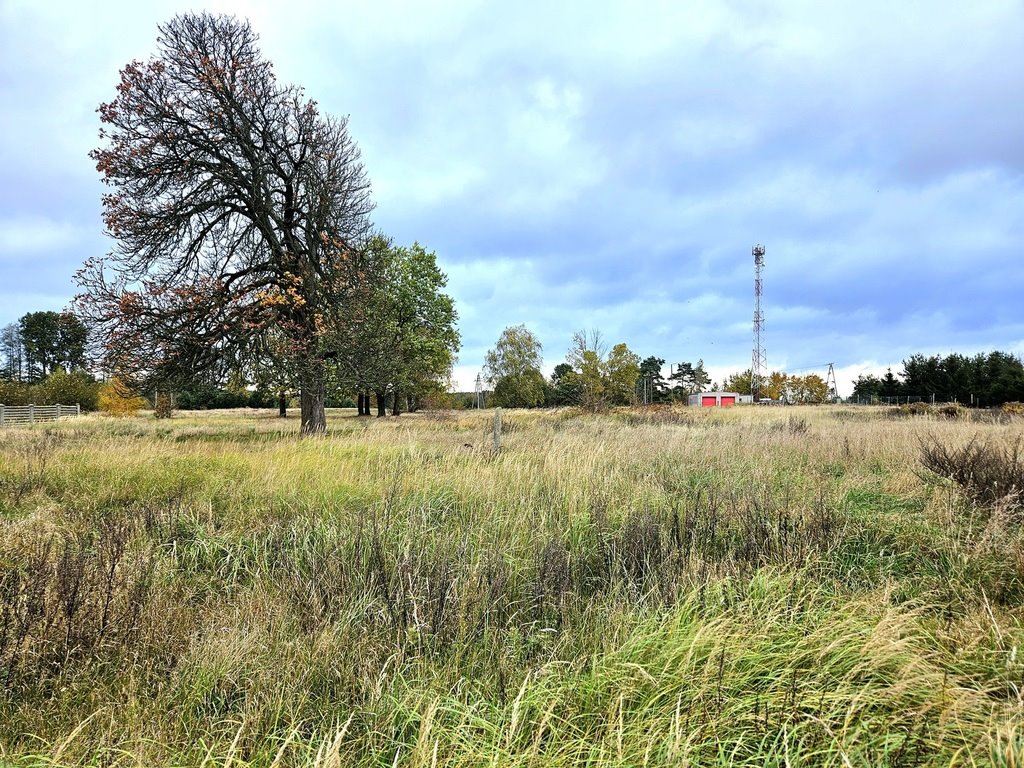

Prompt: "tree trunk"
[278,390,287,418]
[392,388,401,416]
[300,372,327,435]
[375,391,387,417]
[357,393,365,416]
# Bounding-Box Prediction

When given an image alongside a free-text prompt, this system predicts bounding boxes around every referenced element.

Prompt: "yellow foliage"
[97,379,148,416]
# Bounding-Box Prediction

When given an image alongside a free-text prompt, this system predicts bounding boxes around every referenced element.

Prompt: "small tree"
[549,362,579,406]
[851,374,883,402]
[786,374,829,404]
[0,323,23,381]
[605,343,641,405]
[880,369,902,398]
[638,356,668,403]
[153,391,175,419]
[669,359,712,400]
[565,329,607,410]
[764,371,788,401]
[723,369,753,395]
[484,325,545,408]
[98,378,148,416]
[562,331,640,410]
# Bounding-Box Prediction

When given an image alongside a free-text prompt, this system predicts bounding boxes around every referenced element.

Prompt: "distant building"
[688,391,753,407]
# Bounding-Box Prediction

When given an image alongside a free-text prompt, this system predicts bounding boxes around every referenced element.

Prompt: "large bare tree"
[77,13,373,433]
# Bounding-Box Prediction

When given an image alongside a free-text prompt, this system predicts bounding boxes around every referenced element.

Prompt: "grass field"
[1,405,1023,766]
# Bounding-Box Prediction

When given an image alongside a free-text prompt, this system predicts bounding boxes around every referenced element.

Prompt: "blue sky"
[1,0,1023,393]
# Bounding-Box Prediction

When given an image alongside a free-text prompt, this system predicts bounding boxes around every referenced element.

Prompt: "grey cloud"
[2,1,1023,390]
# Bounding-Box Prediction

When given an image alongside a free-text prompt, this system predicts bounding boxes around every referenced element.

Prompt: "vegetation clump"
[920,434,1024,507]
[97,379,147,416]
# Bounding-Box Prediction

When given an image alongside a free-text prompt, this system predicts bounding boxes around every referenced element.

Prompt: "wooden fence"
[0,404,81,426]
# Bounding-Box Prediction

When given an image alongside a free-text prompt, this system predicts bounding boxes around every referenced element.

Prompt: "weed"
[920,435,1024,507]
[0,431,62,508]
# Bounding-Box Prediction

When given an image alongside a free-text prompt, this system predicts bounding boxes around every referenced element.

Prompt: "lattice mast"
[825,363,839,403]
[752,244,766,402]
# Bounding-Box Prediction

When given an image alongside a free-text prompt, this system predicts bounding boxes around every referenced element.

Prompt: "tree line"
[719,369,831,404]
[481,325,727,409]
[851,351,1024,405]
[0,312,100,409]
[479,326,869,409]
[1,312,87,383]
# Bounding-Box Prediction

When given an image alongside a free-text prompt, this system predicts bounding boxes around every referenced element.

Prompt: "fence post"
[29,404,34,424]
[76,403,81,417]
[492,408,502,453]
[0,404,4,427]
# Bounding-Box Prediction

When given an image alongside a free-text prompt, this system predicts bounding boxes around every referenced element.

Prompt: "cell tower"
[752,244,766,402]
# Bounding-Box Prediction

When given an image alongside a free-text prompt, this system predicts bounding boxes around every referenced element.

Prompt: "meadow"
[0,404,1022,766]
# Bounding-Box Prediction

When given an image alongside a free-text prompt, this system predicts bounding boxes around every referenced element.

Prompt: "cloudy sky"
[2,0,1023,393]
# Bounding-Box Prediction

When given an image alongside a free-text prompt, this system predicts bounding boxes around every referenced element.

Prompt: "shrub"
[153,391,175,419]
[890,402,932,418]
[420,390,460,410]
[36,370,100,411]
[176,384,276,410]
[920,435,1024,507]
[97,379,148,416]
[0,379,30,406]
[935,403,966,420]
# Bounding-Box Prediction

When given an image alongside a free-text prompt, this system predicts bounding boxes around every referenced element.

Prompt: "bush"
[920,435,1024,507]
[420,390,460,410]
[36,370,100,411]
[176,384,249,410]
[0,379,31,406]
[175,384,279,410]
[97,379,148,416]
[935,403,966,420]
[890,402,932,418]
[153,391,175,419]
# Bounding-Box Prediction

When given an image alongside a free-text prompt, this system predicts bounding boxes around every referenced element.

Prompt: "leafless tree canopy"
[78,13,373,433]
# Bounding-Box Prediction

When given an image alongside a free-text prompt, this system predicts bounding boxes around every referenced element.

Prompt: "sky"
[1,0,1023,395]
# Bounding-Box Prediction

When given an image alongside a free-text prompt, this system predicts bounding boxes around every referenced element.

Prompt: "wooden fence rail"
[0,404,81,426]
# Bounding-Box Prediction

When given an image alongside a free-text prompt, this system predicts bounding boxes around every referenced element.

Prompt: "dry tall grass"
[1,405,1022,765]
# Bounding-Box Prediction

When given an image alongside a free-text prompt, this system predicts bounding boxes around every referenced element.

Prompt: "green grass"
[0,406,1022,766]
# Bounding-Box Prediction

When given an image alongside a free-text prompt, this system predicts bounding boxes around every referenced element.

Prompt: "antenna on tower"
[752,244,766,402]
